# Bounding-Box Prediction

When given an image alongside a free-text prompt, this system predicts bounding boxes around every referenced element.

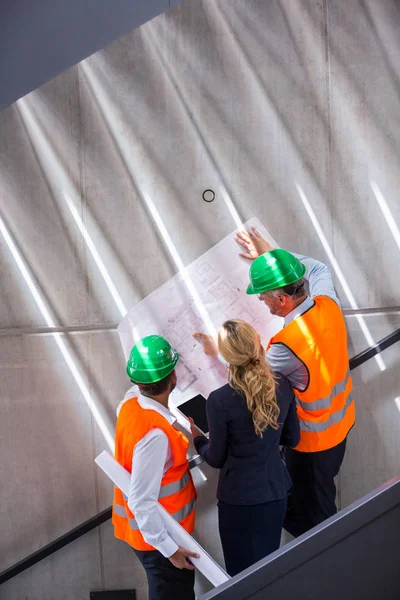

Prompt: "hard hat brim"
[246,263,306,295]
[246,282,258,295]
[128,350,180,384]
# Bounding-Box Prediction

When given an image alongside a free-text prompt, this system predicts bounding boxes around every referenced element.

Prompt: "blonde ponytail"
[218,319,280,437]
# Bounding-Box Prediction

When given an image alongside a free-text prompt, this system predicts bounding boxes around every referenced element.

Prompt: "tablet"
[176,394,209,435]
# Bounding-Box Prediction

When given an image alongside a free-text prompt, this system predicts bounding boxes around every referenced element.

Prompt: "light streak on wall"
[17,98,128,320]
[371,181,400,253]
[219,188,244,230]
[143,26,244,233]
[296,183,386,372]
[63,193,127,318]
[81,61,216,337]
[0,214,115,451]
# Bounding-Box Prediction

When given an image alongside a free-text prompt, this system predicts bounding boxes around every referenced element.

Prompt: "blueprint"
[118,218,283,418]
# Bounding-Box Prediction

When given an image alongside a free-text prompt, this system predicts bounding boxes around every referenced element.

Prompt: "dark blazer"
[194,373,300,505]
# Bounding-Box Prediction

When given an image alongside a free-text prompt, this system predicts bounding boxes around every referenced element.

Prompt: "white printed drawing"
[194,261,219,288]
[208,280,239,310]
[175,360,198,393]
[118,218,283,409]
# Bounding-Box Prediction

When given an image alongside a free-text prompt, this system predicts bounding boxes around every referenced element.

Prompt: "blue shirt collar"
[284,296,315,326]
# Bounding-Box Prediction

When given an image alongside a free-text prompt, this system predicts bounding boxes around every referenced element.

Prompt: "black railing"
[1,326,399,586]
[0,508,112,584]
[349,327,400,370]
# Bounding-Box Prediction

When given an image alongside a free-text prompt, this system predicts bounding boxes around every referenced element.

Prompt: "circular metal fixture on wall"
[202,189,215,203]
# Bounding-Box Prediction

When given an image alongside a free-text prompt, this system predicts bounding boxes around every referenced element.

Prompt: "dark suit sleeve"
[279,381,301,448]
[193,391,228,468]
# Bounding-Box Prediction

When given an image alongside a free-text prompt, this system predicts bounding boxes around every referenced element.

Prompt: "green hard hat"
[246,249,306,295]
[126,335,179,384]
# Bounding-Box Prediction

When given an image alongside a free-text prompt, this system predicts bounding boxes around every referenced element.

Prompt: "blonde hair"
[218,319,280,437]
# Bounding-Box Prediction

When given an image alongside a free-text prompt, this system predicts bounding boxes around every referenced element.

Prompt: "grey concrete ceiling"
[0,0,182,112]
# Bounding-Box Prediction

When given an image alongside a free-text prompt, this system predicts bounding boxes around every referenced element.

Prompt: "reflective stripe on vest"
[114,397,197,550]
[268,296,355,452]
[158,470,191,499]
[114,497,196,531]
[296,369,351,412]
[299,391,354,433]
[122,469,191,502]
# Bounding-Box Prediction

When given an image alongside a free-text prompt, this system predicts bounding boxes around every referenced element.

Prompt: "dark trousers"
[218,497,288,577]
[134,548,195,600]
[284,437,347,538]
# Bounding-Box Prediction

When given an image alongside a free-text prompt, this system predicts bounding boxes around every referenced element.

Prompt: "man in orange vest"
[113,335,199,600]
[195,227,355,537]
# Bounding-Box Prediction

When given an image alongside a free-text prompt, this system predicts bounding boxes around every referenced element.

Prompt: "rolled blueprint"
[95,450,230,588]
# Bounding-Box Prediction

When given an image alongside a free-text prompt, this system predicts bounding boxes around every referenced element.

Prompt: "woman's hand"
[193,332,218,357]
[188,417,205,439]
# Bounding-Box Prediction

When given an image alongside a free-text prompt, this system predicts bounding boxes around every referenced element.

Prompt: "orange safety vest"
[112,397,197,551]
[267,296,355,453]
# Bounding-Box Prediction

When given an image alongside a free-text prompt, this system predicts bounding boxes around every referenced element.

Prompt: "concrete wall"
[0,0,400,598]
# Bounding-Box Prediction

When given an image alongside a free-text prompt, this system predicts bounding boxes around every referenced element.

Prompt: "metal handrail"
[1,326,399,586]
[349,327,400,370]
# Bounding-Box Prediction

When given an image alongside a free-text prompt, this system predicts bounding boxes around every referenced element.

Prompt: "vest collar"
[117,386,176,425]
[284,295,315,326]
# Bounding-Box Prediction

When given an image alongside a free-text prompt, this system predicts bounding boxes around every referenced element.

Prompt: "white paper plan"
[118,217,283,415]
[95,451,230,587]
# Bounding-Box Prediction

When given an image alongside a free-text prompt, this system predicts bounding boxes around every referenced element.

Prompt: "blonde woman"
[190,319,300,576]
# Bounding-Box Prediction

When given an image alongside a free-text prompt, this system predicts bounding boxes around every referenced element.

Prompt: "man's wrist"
[160,537,180,558]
